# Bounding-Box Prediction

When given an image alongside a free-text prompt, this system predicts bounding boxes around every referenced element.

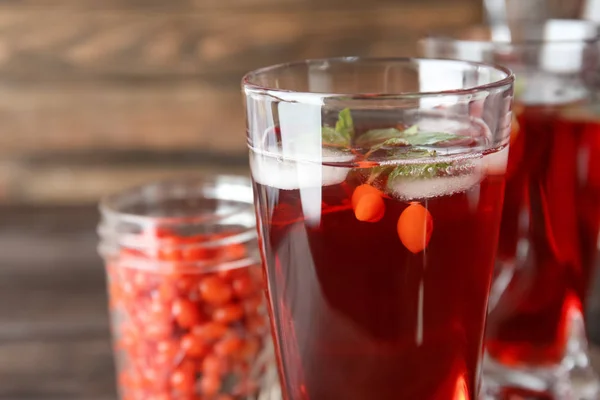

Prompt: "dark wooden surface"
[0,1,482,159]
[0,205,116,399]
[0,0,483,205]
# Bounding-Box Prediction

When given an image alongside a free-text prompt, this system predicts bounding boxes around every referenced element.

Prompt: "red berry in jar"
[231,275,256,299]
[212,303,244,324]
[199,276,233,305]
[200,373,222,397]
[172,298,203,329]
[192,321,228,342]
[170,361,196,393]
[202,354,228,376]
[181,333,208,358]
[214,335,243,357]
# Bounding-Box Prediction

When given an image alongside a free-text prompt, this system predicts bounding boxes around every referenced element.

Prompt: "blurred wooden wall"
[0,0,482,204]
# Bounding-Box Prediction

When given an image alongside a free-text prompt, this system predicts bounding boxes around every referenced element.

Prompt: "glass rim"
[422,19,600,47]
[242,56,514,99]
[98,174,254,226]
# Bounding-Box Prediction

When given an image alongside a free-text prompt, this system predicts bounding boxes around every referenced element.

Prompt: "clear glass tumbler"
[97,176,279,400]
[422,20,600,399]
[243,57,514,400]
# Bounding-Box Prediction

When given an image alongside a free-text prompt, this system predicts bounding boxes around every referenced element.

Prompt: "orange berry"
[352,184,385,222]
[181,333,208,358]
[145,320,173,340]
[212,303,244,324]
[397,202,433,254]
[170,362,196,393]
[173,274,199,294]
[199,276,233,305]
[218,268,243,281]
[237,337,260,360]
[132,271,152,291]
[147,394,171,400]
[158,246,182,262]
[181,245,209,261]
[354,193,385,222]
[214,335,243,356]
[202,354,227,375]
[222,243,247,260]
[351,184,381,209]
[172,299,202,329]
[158,281,177,303]
[156,339,178,358]
[231,275,256,299]
[200,374,222,397]
[192,321,228,341]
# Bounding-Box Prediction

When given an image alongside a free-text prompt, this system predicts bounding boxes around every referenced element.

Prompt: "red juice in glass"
[251,116,508,400]
[487,103,600,365]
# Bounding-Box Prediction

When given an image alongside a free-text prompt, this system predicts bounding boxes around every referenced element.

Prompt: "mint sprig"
[322,108,354,147]
[317,111,469,182]
[355,125,415,148]
[388,162,452,181]
[364,137,410,158]
[322,126,350,146]
[403,131,463,146]
[335,108,354,138]
[357,124,463,151]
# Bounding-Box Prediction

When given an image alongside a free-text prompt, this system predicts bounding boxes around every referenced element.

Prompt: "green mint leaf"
[387,162,452,182]
[374,137,411,148]
[321,108,354,147]
[355,128,403,147]
[335,108,354,139]
[365,148,439,184]
[365,137,410,158]
[322,126,349,146]
[403,132,462,146]
[403,124,419,135]
[357,124,463,149]
[355,125,419,148]
[392,148,437,159]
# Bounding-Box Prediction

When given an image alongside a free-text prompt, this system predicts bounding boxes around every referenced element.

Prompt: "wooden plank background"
[0,0,482,204]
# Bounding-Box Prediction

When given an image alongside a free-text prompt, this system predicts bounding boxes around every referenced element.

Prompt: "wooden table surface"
[0,205,116,400]
[1,204,600,400]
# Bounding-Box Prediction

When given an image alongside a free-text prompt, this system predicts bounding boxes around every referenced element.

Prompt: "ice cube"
[249,148,353,190]
[389,173,483,200]
[388,159,483,200]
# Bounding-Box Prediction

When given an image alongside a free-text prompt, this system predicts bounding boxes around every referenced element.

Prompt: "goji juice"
[250,112,509,400]
[487,103,600,365]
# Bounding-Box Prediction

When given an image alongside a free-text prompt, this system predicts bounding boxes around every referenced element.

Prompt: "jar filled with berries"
[98,176,279,400]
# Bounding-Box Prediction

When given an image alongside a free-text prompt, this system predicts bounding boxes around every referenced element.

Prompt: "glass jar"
[97,175,278,400]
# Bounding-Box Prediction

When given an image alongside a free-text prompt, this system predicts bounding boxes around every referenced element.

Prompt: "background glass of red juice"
[242,57,514,400]
[422,19,600,399]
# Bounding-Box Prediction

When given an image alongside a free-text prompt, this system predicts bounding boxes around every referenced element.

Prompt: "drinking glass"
[422,20,600,399]
[242,57,513,400]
